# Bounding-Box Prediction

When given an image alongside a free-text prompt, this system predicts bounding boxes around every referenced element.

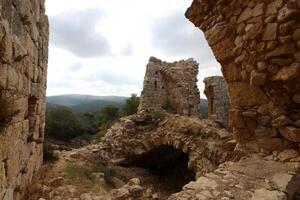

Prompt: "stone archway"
[186,0,300,150]
[127,145,196,193]
[101,113,235,178]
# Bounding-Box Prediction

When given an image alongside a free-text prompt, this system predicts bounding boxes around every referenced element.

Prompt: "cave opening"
[127,145,196,193]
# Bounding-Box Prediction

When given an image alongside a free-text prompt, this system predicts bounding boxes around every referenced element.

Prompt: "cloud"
[150,12,217,64]
[50,9,111,58]
[121,43,134,56]
[85,70,142,86]
[70,62,83,71]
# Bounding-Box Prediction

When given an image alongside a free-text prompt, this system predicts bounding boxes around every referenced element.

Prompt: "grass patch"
[43,143,58,162]
[64,162,115,183]
[153,110,166,120]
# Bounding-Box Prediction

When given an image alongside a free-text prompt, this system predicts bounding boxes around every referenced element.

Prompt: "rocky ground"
[27,112,300,200]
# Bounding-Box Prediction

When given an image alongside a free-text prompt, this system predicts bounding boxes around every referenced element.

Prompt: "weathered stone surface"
[272,115,292,127]
[101,112,234,178]
[139,57,201,117]
[292,92,300,104]
[271,63,300,81]
[263,23,278,41]
[237,7,253,23]
[279,126,300,142]
[0,0,48,199]
[204,76,229,128]
[250,71,266,86]
[293,29,300,40]
[251,188,286,200]
[278,149,299,162]
[227,82,269,106]
[186,0,300,145]
[265,44,295,59]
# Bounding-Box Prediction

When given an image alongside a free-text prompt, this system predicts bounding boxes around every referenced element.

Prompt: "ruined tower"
[0,0,48,199]
[139,57,201,116]
[204,76,229,128]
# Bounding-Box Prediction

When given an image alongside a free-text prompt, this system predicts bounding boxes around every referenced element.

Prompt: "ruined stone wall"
[204,76,230,128]
[186,0,300,151]
[139,57,201,116]
[0,0,48,199]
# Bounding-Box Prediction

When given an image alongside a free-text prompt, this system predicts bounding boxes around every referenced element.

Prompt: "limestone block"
[227,82,269,106]
[278,6,300,22]
[263,23,278,41]
[293,29,300,40]
[293,92,300,104]
[7,67,18,89]
[279,126,300,142]
[266,0,283,16]
[271,63,300,81]
[250,71,266,86]
[251,188,286,200]
[265,44,295,59]
[252,3,264,17]
[278,149,299,162]
[237,7,252,23]
[279,20,295,36]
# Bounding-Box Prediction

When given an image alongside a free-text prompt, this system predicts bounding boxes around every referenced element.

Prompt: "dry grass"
[63,162,114,193]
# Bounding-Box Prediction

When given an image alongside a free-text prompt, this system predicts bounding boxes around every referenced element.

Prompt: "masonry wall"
[204,76,229,128]
[186,0,300,151]
[139,57,201,116]
[0,0,48,199]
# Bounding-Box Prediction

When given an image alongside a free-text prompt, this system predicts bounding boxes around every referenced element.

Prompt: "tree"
[80,112,97,135]
[122,94,140,116]
[99,105,120,123]
[45,107,83,142]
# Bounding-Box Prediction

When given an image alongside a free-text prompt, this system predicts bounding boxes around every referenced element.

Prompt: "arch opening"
[125,145,196,194]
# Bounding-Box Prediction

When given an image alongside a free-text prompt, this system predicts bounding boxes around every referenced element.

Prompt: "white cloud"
[45,0,221,98]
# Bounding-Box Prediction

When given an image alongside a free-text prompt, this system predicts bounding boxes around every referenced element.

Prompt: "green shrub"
[64,163,115,183]
[43,143,58,162]
[153,110,166,120]
[45,107,83,142]
[122,94,139,116]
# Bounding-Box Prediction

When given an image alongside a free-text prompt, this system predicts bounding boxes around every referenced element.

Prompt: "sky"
[45,0,221,97]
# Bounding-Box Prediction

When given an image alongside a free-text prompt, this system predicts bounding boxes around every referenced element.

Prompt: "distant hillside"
[46,102,69,111]
[46,94,208,118]
[70,99,125,115]
[46,94,127,116]
[47,94,127,107]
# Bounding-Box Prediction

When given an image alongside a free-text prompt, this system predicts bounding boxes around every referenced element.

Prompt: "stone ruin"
[1,0,300,199]
[139,57,201,117]
[186,0,300,151]
[0,0,48,199]
[204,76,230,128]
